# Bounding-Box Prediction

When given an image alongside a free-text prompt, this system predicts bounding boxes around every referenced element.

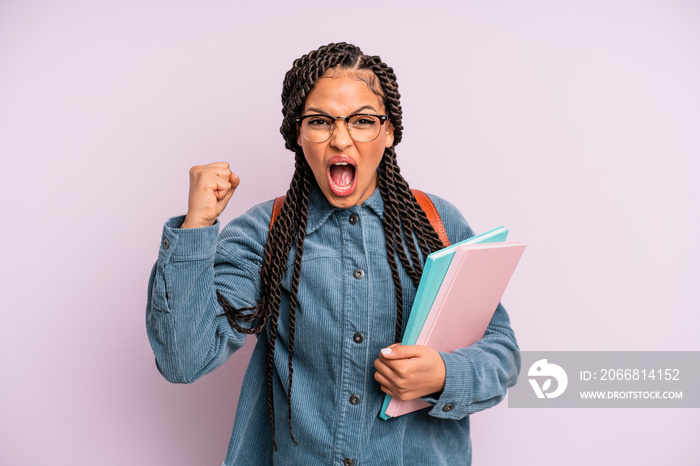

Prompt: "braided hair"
[218,42,445,449]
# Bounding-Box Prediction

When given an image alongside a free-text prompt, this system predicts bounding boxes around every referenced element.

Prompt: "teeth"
[334,162,348,166]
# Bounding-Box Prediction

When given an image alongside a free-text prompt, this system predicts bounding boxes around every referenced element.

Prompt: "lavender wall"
[1,1,698,464]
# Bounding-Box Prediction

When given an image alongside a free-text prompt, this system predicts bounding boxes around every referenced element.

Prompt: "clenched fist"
[181,162,240,229]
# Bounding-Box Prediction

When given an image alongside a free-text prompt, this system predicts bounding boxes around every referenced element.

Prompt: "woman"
[147,42,519,465]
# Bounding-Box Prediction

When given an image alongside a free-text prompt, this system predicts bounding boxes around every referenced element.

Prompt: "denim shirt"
[146,186,520,466]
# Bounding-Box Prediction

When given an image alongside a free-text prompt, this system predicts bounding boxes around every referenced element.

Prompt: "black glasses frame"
[294,113,389,126]
[294,113,389,143]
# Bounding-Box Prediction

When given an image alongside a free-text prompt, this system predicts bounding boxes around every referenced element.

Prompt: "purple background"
[1,1,698,464]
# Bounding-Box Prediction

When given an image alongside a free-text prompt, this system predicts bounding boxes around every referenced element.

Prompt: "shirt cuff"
[158,215,220,264]
[422,351,472,419]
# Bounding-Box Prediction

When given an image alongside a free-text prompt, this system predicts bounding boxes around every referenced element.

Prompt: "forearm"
[422,303,520,419]
[145,216,247,383]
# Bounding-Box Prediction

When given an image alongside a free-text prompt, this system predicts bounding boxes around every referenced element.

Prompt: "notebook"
[402,226,509,346]
[380,240,525,419]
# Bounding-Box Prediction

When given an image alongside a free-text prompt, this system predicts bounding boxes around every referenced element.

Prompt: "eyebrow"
[303,105,379,116]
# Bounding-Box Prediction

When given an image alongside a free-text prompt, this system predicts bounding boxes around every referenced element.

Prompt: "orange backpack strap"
[269,195,286,231]
[411,189,450,247]
[269,189,449,247]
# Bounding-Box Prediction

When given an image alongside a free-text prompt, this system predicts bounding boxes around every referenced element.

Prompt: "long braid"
[217,152,311,449]
[285,149,312,445]
[377,154,409,342]
[378,149,444,340]
[217,43,446,449]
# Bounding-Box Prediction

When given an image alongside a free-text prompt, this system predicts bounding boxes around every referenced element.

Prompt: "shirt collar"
[306,184,385,234]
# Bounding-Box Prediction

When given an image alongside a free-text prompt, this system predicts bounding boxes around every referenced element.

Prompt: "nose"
[329,119,353,150]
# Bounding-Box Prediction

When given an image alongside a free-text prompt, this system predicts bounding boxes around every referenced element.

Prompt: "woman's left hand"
[373,344,446,401]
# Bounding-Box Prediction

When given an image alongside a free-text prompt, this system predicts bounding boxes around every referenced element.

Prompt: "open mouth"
[327,157,357,196]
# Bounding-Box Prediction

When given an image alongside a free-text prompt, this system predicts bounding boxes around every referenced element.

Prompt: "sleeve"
[418,193,522,419]
[145,201,273,384]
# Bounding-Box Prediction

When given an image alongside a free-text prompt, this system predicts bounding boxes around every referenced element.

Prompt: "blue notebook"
[379,226,509,420]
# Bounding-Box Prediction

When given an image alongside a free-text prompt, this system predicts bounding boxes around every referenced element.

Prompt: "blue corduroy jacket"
[146,186,520,465]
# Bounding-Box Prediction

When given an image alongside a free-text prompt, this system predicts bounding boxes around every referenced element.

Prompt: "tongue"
[330,164,354,188]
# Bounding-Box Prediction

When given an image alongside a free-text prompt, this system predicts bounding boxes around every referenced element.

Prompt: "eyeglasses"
[295,113,389,143]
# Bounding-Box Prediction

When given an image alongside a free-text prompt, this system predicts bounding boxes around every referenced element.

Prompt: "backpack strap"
[269,189,450,247]
[411,189,450,247]
[269,195,286,231]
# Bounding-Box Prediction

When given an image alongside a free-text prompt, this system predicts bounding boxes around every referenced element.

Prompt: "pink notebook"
[383,241,526,418]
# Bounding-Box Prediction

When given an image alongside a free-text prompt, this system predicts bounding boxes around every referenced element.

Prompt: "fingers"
[373,366,392,390]
[374,351,412,380]
[374,353,410,392]
[373,345,447,401]
[373,358,414,401]
[374,345,419,384]
[189,162,236,184]
[220,170,240,201]
[373,356,396,380]
[182,162,240,229]
[230,170,241,189]
[195,163,240,200]
[373,359,400,399]
[379,343,424,360]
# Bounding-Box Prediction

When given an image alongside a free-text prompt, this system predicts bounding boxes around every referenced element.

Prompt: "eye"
[306,116,332,127]
[349,115,379,128]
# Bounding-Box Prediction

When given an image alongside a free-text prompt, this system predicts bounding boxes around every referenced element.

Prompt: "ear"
[297,126,302,147]
[384,122,395,148]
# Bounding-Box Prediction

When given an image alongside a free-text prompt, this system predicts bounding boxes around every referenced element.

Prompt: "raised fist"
[181,162,240,229]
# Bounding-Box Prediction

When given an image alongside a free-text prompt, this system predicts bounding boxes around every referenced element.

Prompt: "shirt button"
[353,332,364,344]
[162,238,169,250]
[353,268,365,279]
[343,459,353,466]
[443,403,455,412]
[349,394,361,405]
[349,214,359,225]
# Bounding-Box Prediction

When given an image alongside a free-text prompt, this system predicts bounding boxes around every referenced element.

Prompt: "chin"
[318,186,358,208]
[324,193,357,209]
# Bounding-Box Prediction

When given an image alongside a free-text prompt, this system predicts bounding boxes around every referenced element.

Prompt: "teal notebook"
[379,226,509,420]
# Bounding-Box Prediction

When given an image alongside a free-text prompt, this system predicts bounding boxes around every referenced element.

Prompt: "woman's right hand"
[181,162,240,229]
